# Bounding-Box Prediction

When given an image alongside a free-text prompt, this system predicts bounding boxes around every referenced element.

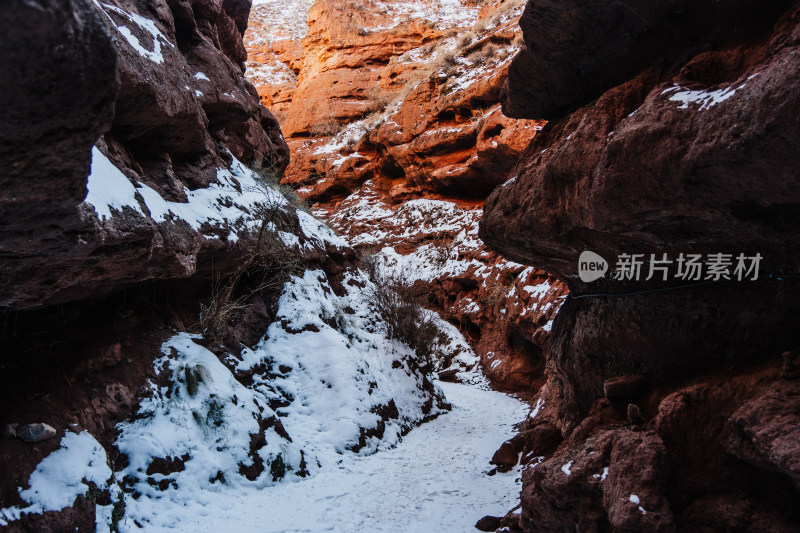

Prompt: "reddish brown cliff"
[1,0,337,529]
[245,0,568,390]
[1,0,291,311]
[481,0,800,530]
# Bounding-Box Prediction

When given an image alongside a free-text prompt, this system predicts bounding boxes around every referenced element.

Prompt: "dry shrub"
[198,198,303,346]
[481,277,514,307]
[431,235,456,269]
[369,274,452,371]
[366,86,395,112]
[310,117,342,137]
[359,247,382,282]
[252,167,310,213]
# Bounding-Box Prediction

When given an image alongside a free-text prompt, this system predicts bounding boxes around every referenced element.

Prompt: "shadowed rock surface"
[482,0,800,530]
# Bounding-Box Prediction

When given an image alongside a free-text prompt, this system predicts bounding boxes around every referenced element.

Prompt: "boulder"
[475,515,503,532]
[17,423,57,443]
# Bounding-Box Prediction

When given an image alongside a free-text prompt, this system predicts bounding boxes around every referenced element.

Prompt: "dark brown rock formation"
[0,0,295,529]
[0,0,288,311]
[482,0,800,530]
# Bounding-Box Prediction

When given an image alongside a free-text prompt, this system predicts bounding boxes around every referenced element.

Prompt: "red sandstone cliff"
[245,0,568,390]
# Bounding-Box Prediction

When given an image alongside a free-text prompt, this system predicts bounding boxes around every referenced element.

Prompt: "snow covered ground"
[165,381,527,533]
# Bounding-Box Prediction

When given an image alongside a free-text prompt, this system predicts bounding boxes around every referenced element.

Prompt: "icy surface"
[147,381,527,532]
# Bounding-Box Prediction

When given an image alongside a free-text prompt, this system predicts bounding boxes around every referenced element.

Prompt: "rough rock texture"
[481,0,800,530]
[0,0,288,310]
[0,0,428,530]
[320,184,567,390]
[0,0,291,526]
[15,424,57,444]
[244,0,314,121]
[244,0,567,391]
[277,0,543,202]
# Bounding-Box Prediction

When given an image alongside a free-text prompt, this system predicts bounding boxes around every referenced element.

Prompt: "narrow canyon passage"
[130,382,528,532]
[2,0,799,530]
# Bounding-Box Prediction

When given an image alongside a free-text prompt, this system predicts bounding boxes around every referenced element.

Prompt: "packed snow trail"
[170,381,527,532]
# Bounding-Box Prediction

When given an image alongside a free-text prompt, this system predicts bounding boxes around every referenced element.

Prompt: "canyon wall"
[1,0,289,310]
[245,0,568,391]
[481,0,800,530]
[0,0,448,529]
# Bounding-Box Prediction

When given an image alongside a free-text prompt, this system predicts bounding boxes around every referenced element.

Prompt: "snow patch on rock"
[0,431,111,526]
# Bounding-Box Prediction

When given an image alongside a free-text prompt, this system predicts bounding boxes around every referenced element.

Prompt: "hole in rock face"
[378,156,406,180]
[482,123,504,138]
[452,317,482,342]
[436,109,456,123]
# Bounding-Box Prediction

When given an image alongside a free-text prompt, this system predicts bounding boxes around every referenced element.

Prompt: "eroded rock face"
[0,0,288,310]
[244,0,567,391]
[246,0,543,202]
[482,0,800,529]
[503,0,795,120]
[320,183,567,390]
[0,3,452,530]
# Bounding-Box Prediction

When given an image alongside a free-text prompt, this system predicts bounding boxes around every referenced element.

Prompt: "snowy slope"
[1,147,464,530]
[123,381,528,532]
[111,265,452,530]
[0,266,455,531]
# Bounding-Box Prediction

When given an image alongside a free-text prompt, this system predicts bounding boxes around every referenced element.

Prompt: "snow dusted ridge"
[84,145,350,256]
[84,146,314,245]
[84,146,272,234]
[325,182,566,341]
[0,267,458,531]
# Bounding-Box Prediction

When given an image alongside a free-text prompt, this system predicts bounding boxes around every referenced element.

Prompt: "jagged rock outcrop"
[481,0,800,530]
[322,184,567,388]
[275,0,542,201]
[1,0,288,310]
